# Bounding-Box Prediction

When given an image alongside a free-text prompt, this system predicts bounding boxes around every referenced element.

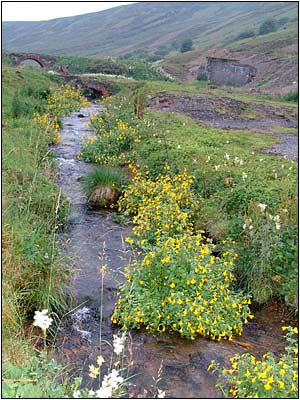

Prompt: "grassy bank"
[2,66,85,363]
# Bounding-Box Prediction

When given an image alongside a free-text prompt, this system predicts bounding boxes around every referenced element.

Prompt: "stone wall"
[207,57,257,86]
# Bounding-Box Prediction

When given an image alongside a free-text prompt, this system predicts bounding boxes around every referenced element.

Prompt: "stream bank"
[54,104,295,398]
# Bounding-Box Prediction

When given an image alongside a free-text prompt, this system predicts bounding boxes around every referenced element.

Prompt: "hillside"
[2,2,298,58]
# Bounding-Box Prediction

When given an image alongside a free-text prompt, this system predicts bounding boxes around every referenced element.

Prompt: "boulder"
[88,185,120,209]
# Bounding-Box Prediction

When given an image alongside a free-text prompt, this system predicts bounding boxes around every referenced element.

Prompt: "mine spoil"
[147,92,298,162]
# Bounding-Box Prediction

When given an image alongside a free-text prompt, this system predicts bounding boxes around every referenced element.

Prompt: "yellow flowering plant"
[81,113,140,166]
[208,325,298,398]
[118,169,195,247]
[33,84,88,144]
[112,234,252,340]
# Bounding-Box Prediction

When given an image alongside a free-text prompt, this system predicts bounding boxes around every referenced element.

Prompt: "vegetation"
[258,19,278,35]
[3,2,297,57]
[2,66,87,364]
[282,91,298,103]
[180,39,193,53]
[82,166,128,197]
[81,90,298,309]
[209,326,298,398]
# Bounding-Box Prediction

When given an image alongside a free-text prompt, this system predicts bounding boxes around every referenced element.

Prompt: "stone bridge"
[7,52,70,75]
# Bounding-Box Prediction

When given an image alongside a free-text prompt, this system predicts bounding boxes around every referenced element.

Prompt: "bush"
[258,19,277,35]
[282,91,298,103]
[209,326,298,398]
[197,72,208,81]
[112,234,252,340]
[180,39,193,53]
[236,30,256,40]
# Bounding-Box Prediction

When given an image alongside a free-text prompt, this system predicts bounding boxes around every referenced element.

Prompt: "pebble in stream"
[54,105,292,398]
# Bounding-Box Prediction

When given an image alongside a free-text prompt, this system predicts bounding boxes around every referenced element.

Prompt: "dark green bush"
[236,30,256,40]
[282,91,298,103]
[258,19,277,35]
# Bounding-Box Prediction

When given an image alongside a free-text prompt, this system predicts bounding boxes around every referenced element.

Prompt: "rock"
[88,185,120,208]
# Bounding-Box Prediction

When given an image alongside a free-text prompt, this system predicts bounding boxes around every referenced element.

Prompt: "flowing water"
[54,104,294,398]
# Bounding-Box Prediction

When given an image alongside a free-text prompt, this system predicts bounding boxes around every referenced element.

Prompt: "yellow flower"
[293,327,298,334]
[278,381,284,389]
[244,370,251,377]
[89,365,100,378]
[170,282,175,289]
[264,383,271,390]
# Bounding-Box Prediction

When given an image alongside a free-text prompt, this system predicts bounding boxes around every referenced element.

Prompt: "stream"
[54,104,294,398]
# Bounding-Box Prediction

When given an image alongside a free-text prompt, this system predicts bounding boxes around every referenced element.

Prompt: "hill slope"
[2,2,298,57]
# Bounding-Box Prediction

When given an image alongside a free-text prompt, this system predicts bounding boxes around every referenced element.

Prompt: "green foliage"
[209,326,298,398]
[180,39,193,53]
[258,19,278,35]
[282,91,298,103]
[112,234,252,340]
[196,72,208,81]
[82,166,128,196]
[2,354,77,398]
[235,30,256,40]
[2,66,87,362]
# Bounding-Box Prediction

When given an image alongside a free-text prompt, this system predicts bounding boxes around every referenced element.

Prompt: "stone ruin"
[206,57,257,87]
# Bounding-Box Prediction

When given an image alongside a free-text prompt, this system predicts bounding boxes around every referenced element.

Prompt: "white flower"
[224,153,230,160]
[234,156,239,163]
[157,388,166,398]
[242,172,247,181]
[282,164,285,169]
[206,156,211,163]
[289,166,293,170]
[96,385,113,398]
[73,390,81,398]
[260,158,264,162]
[239,159,244,165]
[251,152,255,155]
[113,333,126,356]
[226,140,230,144]
[274,173,278,179]
[243,223,247,230]
[89,364,100,378]
[177,145,181,149]
[273,215,280,223]
[103,368,124,389]
[275,223,281,230]
[88,390,95,396]
[214,165,220,171]
[249,225,253,230]
[258,203,267,212]
[33,310,53,330]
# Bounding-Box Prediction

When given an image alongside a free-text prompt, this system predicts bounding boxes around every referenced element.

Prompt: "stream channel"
[54,104,293,398]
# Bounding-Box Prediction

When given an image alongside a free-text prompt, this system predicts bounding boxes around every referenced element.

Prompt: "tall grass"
[2,66,69,363]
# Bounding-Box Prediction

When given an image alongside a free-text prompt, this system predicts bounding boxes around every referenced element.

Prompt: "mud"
[53,104,295,398]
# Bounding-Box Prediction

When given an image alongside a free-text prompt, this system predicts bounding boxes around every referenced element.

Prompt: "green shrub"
[236,30,256,40]
[197,72,208,81]
[112,234,252,340]
[282,91,298,103]
[258,19,277,35]
[180,39,193,53]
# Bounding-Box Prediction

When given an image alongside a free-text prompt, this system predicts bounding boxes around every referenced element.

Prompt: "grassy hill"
[2,2,298,58]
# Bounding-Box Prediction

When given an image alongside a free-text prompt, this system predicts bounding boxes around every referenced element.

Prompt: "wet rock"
[88,186,120,209]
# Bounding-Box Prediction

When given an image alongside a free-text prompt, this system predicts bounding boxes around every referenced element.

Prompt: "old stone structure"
[206,57,257,86]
